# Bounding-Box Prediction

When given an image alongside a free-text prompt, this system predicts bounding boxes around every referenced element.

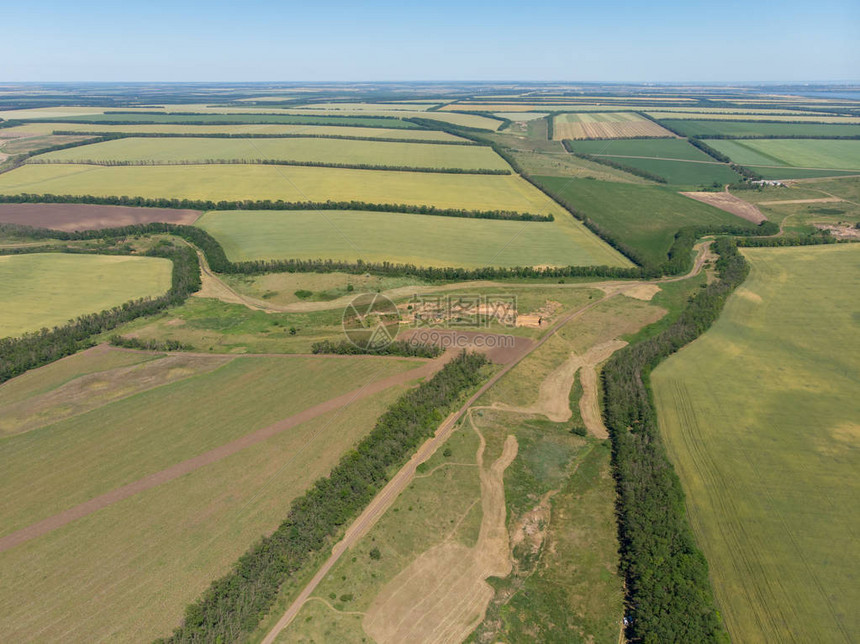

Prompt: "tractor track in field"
[0,354,451,555]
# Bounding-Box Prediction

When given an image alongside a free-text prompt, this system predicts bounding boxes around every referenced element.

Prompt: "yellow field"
[0,162,571,214]
[34,136,509,170]
[0,121,465,141]
[552,112,675,140]
[0,253,172,337]
[292,102,438,111]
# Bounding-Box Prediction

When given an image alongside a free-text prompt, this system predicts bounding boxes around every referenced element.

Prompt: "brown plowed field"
[0,203,200,231]
[681,191,767,224]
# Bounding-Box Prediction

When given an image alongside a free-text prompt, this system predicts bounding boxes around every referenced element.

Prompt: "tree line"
[311,339,443,358]
[602,236,747,643]
[108,335,195,351]
[51,130,481,146]
[27,157,511,175]
[0,241,199,384]
[157,350,488,643]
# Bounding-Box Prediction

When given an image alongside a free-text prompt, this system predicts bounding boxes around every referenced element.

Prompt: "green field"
[2,121,465,141]
[0,163,581,215]
[195,208,629,267]
[659,119,860,138]
[35,136,508,170]
[651,245,860,643]
[567,138,742,186]
[0,349,419,641]
[22,112,419,128]
[531,177,753,266]
[0,253,172,337]
[567,138,717,161]
[707,139,860,178]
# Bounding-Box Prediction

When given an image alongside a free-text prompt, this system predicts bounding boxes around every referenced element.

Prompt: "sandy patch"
[363,432,518,644]
[577,340,627,439]
[736,288,763,303]
[622,283,661,301]
[681,191,767,224]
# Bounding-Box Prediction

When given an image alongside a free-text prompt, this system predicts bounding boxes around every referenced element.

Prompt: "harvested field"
[652,244,860,643]
[34,136,509,171]
[0,203,199,231]
[680,191,767,223]
[552,112,675,140]
[0,253,173,338]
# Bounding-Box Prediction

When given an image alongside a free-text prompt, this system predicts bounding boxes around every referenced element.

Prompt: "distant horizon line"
[1,80,859,87]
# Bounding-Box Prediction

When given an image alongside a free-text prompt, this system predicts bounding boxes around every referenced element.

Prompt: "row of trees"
[52,130,481,146]
[108,335,194,351]
[602,236,747,642]
[0,241,199,384]
[158,350,488,643]
[0,193,551,222]
[28,157,511,175]
[311,339,443,358]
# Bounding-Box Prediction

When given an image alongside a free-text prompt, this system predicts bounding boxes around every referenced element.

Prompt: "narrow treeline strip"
[0,243,199,384]
[8,116,416,129]
[109,335,195,351]
[156,350,489,644]
[560,141,668,183]
[50,130,480,146]
[311,339,443,358]
[27,158,511,175]
[602,237,746,643]
[0,134,118,175]
[0,194,551,222]
[694,133,860,140]
[737,232,854,247]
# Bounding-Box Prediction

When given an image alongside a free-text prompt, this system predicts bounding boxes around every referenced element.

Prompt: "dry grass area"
[552,112,675,140]
[681,191,767,224]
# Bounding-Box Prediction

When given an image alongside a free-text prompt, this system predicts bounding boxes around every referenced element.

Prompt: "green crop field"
[2,121,465,141]
[35,136,508,170]
[659,119,860,137]
[0,349,419,641]
[707,139,860,178]
[0,162,581,216]
[567,138,716,161]
[531,177,753,266]
[652,245,860,643]
[21,112,419,128]
[566,138,742,186]
[195,208,630,267]
[0,253,172,338]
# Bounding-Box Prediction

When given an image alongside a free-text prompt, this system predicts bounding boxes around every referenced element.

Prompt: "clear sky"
[3,0,858,82]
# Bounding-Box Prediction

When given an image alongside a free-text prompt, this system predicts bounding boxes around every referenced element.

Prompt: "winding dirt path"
[0,355,449,555]
[260,241,712,643]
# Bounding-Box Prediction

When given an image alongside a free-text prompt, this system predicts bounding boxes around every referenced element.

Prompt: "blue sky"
[3,0,858,82]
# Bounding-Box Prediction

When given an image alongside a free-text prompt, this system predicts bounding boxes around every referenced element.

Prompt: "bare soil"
[681,191,767,224]
[0,203,200,232]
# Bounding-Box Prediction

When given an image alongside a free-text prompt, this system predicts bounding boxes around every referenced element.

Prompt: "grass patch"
[651,244,860,642]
